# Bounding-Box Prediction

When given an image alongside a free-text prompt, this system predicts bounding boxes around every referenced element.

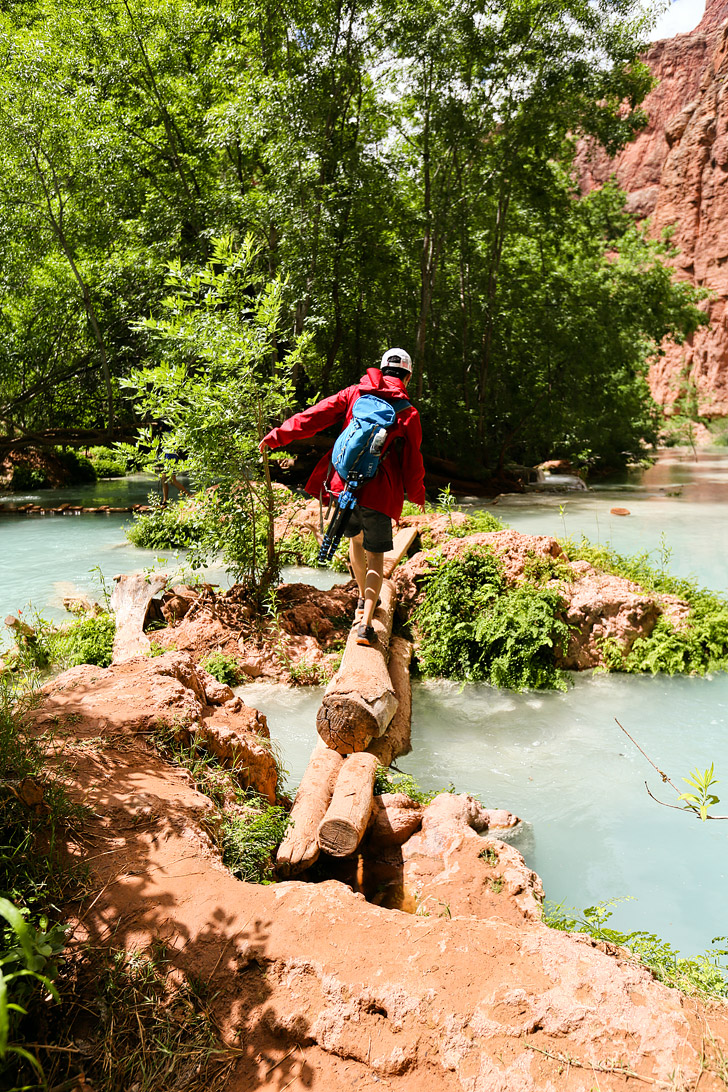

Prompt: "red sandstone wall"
[576,0,728,415]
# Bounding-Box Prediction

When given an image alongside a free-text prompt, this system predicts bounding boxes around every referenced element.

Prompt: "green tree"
[126,235,307,596]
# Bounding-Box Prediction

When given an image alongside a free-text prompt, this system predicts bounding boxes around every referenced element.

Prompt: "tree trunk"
[276,743,344,877]
[317,751,379,857]
[315,528,418,753]
[110,572,168,663]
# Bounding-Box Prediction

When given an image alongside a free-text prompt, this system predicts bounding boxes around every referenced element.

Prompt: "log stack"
[277,528,418,875]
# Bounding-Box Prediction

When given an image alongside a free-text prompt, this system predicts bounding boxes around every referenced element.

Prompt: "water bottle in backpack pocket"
[331,394,409,483]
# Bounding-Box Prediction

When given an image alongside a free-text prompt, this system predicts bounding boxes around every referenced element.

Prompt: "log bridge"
[277,527,418,876]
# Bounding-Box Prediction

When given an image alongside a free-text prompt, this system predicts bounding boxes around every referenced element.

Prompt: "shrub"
[459,510,506,535]
[52,613,116,669]
[0,684,84,1086]
[413,547,571,690]
[545,898,728,999]
[9,465,47,490]
[126,495,203,549]
[373,767,452,804]
[277,527,349,572]
[54,448,96,483]
[200,650,243,687]
[87,445,129,478]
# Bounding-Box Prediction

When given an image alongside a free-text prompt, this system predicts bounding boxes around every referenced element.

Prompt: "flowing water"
[2,452,728,955]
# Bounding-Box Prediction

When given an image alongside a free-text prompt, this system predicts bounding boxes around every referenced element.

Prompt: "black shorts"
[343,505,393,553]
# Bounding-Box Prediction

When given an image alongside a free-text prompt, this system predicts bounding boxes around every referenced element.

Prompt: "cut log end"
[317,690,397,753]
[316,817,362,858]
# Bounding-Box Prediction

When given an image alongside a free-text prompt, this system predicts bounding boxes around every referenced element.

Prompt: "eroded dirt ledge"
[29,656,728,1092]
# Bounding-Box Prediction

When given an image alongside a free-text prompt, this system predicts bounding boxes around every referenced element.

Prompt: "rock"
[366,792,424,847]
[558,571,662,669]
[395,792,542,923]
[63,595,104,616]
[610,507,631,516]
[37,696,728,1092]
[195,665,234,705]
[274,495,323,542]
[394,529,566,607]
[394,529,691,670]
[196,708,277,802]
[161,584,198,622]
[576,0,728,416]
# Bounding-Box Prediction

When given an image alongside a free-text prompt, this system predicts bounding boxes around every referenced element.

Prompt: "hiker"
[145,421,193,504]
[259,348,426,647]
[158,452,192,504]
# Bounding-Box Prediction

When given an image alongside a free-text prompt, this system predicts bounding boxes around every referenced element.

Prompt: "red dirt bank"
[30,633,728,1091]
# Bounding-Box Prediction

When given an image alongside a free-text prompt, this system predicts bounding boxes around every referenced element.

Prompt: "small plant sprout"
[558,503,567,537]
[678,765,721,822]
[437,484,456,532]
[658,531,673,577]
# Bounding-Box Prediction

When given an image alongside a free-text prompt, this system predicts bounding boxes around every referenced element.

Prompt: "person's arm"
[260,388,351,451]
[401,410,426,510]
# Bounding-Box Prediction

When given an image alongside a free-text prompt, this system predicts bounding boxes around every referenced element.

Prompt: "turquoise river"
[2,450,727,958]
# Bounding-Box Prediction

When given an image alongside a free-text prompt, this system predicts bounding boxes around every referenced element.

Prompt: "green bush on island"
[126,496,204,550]
[413,547,572,691]
[411,536,728,689]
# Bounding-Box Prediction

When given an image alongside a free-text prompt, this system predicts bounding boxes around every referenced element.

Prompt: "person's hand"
[258,439,268,454]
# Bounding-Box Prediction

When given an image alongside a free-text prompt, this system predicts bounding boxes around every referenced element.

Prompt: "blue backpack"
[331,394,410,483]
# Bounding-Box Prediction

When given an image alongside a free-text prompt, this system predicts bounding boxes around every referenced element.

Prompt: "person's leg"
[349,532,367,600]
[360,550,384,629]
[170,473,193,497]
[160,471,169,504]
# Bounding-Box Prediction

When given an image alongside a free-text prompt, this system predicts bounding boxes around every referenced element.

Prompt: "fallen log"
[276,743,344,877]
[110,572,168,663]
[316,579,397,753]
[367,636,413,768]
[383,526,419,577]
[317,751,380,857]
[4,615,36,641]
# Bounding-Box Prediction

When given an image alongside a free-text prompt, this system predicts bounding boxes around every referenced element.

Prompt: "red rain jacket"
[262,368,426,521]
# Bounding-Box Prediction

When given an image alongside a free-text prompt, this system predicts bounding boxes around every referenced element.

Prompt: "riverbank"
[9,587,728,1089]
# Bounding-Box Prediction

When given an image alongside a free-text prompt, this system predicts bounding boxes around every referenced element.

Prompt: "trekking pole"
[317,478,361,566]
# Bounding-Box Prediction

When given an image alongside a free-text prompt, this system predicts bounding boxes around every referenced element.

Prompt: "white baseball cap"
[380,347,413,373]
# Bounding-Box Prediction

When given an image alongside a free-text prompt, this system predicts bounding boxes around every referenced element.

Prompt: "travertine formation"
[576,0,728,415]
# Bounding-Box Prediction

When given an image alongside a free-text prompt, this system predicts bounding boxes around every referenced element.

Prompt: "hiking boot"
[355,623,376,647]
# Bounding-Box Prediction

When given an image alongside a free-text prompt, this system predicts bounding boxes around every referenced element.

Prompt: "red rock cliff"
[576,0,728,415]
